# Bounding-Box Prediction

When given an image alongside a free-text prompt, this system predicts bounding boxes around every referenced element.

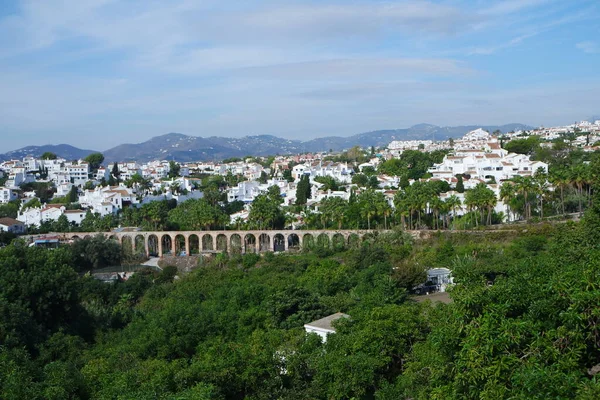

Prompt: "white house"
[63,209,87,225]
[0,217,26,234]
[304,312,350,342]
[78,185,139,216]
[17,204,64,227]
[0,187,18,203]
[428,150,548,184]
[292,161,353,183]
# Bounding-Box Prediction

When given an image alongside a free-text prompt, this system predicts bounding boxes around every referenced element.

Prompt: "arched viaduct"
[60,230,408,257]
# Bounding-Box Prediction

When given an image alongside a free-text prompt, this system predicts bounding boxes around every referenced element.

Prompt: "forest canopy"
[2,208,600,398]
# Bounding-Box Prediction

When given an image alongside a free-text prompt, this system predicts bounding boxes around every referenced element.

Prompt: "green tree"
[71,234,121,270]
[455,174,465,193]
[168,199,227,230]
[320,197,348,229]
[53,214,70,233]
[249,191,284,229]
[168,161,181,178]
[110,163,120,184]
[67,185,78,203]
[296,175,311,206]
[41,152,57,160]
[84,153,105,171]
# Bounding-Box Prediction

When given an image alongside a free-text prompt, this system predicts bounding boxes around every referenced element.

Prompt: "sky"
[0,0,599,152]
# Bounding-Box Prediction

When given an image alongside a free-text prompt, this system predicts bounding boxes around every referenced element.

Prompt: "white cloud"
[576,41,599,54]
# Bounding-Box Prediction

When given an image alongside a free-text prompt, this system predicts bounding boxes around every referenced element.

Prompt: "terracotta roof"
[0,217,24,226]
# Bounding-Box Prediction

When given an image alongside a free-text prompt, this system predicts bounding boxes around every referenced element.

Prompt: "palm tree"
[429,196,444,230]
[514,176,536,220]
[570,164,587,214]
[499,182,516,222]
[533,168,549,219]
[464,189,478,227]
[358,190,377,230]
[549,168,568,215]
[444,195,462,229]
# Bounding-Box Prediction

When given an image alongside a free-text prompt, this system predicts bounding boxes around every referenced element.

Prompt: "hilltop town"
[1,119,599,236]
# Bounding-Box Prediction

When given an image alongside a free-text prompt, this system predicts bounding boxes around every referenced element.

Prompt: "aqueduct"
[60,230,397,257]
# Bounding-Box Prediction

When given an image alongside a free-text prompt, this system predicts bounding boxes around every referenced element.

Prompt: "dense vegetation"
[3,200,600,398]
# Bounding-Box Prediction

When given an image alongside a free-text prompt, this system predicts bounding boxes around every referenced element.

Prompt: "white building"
[0,187,18,203]
[292,161,353,183]
[18,204,63,227]
[66,162,90,185]
[6,168,35,188]
[227,178,291,204]
[304,312,350,342]
[429,149,547,183]
[78,185,139,216]
[0,217,25,234]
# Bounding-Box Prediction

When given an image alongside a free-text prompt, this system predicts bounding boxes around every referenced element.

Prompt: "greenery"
[83,153,105,171]
[6,208,600,398]
[168,160,181,178]
[296,175,311,205]
[378,150,448,180]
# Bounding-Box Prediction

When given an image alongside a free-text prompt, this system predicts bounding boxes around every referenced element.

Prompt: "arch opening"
[273,234,285,252]
[288,233,300,251]
[202,234,214,251]
[259,233,271,252]
[148,234,159,256]
[161,235,173,255]
[244,234,257,254]
[189,234,199,255]
[230,234,242,254]
[216,234,228,253]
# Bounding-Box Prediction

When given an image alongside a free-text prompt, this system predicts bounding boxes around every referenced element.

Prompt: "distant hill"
[102,123,532,162]
[1,123,533,163]
[0,144,98,162]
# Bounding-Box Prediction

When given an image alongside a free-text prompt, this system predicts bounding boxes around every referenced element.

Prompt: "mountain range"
[0,123,532,163]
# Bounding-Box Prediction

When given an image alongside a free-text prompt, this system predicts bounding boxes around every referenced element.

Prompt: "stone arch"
[332,233,345,250]
[122,235,134,256]
[302,233,314,250]
[348,233,360,248]
[108,234,118,241]
[189,234,200,255]
[148,234,159,256]
[259,233,271,252]
[216,234,228,253]
[230,234,242,254]
[288,233,300,251]
[175,234,186,255]
[317,233,330,248]
[202,234,214,251]
[244,234,257,253]
[83,235,91,240]
[161,234,173,255]
[71,235,81,241]
[134,234,145,256]
[273,233,285,252]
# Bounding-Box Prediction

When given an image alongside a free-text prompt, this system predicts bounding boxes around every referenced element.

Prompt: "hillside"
[1,123,532,163]
[0,144,97,162]
[102,123,531,162]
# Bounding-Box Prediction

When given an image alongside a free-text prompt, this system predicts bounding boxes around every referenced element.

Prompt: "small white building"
[304,312,350,342]
[427,268,454,292]
[0,187,18,203]
[0,217,26,234]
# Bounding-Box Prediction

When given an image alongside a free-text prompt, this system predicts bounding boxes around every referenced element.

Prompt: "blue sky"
[0,0,599,152]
